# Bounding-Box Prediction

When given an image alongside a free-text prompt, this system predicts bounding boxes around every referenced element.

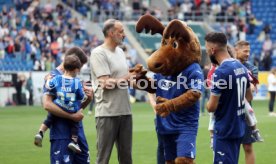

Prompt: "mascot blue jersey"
[154,63,204,134]
[46,75,86,113]
[211,59,250,139]
[43,69,87,141]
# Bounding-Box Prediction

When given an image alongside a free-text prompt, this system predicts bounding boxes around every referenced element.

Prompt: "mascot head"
[136,14,201,76]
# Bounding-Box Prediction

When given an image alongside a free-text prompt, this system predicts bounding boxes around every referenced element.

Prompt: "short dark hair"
[65,47,87,64]
[205,32,227,46]
[234,40,250,48]
[102,19,117,37]
[63,55,81,71]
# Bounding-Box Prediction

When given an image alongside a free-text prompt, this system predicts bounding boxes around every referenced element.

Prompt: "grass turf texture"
[0,100,275,163]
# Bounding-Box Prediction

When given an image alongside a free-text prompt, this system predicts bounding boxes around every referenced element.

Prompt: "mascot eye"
[172,41,178,48]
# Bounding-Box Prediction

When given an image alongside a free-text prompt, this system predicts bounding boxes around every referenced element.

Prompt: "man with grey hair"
[90,19,140,164]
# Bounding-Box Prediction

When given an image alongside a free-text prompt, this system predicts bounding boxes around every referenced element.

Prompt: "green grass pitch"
[0,100,275,163]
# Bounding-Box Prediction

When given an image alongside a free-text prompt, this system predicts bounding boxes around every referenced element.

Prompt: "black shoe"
[68,142,82,153]
[251,129,264,142]
[34,131,43,147]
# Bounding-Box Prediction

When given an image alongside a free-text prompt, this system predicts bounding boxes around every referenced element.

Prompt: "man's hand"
[71,109,84,122]
[83,84,93,100]
[129,64,147,80]
[81,83,93,109]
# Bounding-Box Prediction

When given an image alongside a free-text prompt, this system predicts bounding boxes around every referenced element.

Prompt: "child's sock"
[72,136,78,143]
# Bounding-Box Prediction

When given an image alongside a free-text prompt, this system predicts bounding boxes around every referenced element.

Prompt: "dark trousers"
[269,91,276,112]
[16,90,22,105]
[29,92,33,106]
[157,132,165,164]
[96,115,132,164]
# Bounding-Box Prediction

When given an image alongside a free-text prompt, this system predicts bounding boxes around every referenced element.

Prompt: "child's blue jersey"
[154,63,204,134]
[211,59,250,139]
[46,75,86,113]
[43,69,87,141]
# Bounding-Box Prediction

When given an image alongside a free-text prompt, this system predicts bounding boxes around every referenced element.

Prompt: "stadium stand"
[0,0,101,71]
[0,0,275,72]
[169,0,276,71]
[247,0,276,70]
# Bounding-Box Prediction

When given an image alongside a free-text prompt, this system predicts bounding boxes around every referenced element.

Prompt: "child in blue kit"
[34,55,87,153]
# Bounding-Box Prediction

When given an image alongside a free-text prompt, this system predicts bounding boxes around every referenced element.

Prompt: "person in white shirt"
[267,68,276,116]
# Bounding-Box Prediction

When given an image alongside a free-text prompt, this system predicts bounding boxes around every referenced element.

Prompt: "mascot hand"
[129,64,147,80]
[155,96,174,117]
